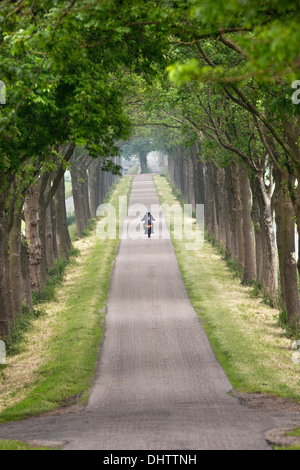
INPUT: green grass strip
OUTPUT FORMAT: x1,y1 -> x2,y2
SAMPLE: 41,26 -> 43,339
0,439 -> 60,450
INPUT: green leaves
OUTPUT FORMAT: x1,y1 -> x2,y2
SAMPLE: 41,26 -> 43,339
0,0 -> 152,182
167,59 -> 202,83
1,0 -> 299,191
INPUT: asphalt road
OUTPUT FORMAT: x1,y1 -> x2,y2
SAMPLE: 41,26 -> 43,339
0,163 -> 299,450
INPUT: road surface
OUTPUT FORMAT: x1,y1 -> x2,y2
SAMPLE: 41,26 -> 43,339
0,163 -> 299,450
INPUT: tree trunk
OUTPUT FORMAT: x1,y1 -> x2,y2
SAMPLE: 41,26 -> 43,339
21,234 -> 33,312
281,194 -> 300,327
98,166 -> 106,206
24,181 -> 44,293
250,177 -> 263,283
188,155 -> 195,210
53,176 -> 71,260
211,163 -> 220,243
239,165 -> 256,283
44,202 -> 55,270
256,172 -> 278,300
224,166 -> 233,257
139,151 -> 148,174
71,160 -> 85,238
191,148 -> 205,206
204,161 -> 214,238
89,159 -> 99,219
218,167 -> 227,248
0,194 -> 9,337
80,166 -> 91,223
273,168 -> 300,327
231,161 -> 244,268
50,198 -> 58,261
40,176 -> 56,271
168,154 -> 175,185
290,182 -> 300,282
9,203 -> 23,320
225,164 -> 238,261
4,227 -> 14,325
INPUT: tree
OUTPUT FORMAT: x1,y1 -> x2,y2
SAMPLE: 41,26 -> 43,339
121,138 -> 153,174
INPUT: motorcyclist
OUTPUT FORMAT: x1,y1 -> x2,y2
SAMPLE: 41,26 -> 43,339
141,210 -> 156,237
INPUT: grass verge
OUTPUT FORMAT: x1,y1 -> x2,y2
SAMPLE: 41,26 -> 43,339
153,174 -> 300,402
0,439 -> 61,450
3,249 -> 81,358
272,427 -> 300,450
0,176 -> 133,424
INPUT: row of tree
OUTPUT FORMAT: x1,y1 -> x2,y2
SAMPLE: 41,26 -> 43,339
123,1 -> 300,331
0,0 -> 167,338
1,0 -> 300,337
165,144 -> 278,302
152,93 -> 300,329
157,129 -> 299,330
151,83 -> 300,328
0,140 -> 120,337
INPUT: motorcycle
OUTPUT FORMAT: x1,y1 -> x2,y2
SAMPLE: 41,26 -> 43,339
142,212 -> 155,238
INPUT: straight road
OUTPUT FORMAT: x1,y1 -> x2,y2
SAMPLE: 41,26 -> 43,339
0,170 -> 298,450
